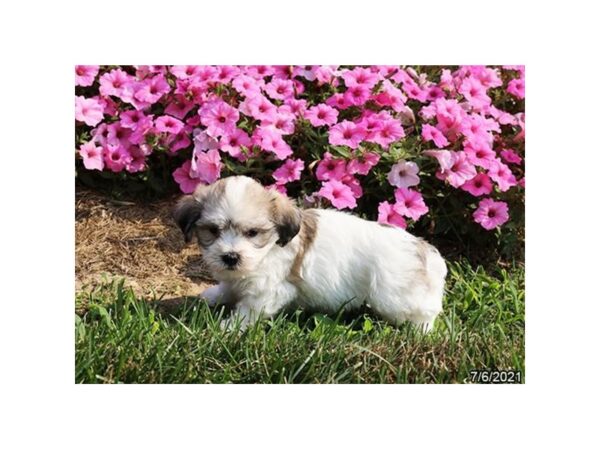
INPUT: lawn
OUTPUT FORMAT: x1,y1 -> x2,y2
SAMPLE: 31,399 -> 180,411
75,260 -> 524,384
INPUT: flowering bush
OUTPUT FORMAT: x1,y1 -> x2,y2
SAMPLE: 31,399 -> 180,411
75,65 -> 525,258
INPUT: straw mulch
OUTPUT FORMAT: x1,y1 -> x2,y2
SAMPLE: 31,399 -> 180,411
75,188 -> 214,298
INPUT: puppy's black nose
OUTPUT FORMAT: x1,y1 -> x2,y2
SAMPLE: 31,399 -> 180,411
221,252 -> 240,268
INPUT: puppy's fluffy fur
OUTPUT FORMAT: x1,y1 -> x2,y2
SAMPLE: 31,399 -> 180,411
174,176 -> 446,331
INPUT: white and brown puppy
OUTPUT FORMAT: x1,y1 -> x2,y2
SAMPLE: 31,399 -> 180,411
174,175 -> 447,331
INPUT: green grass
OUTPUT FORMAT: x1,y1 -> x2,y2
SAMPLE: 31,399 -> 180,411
75,261 -> 524,383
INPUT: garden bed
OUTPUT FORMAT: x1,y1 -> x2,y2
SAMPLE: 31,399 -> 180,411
75,188 -> 213,307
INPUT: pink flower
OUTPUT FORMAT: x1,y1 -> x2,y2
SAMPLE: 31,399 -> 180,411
357,111 -> 386,141
99,68 -> 131,98
488,160 -> 517,192
375,65 -> 399,78
507,77 -> 525,99
134,74 -> 170,104
343,84 -> 371,106
75,65 -> 99,87
305,104 -> 339,127
267,183 -> 288,195
75,96 -> 104,126
460,173 -> 493,196
264,78 -> 295,100
328,121 -> 366,149
388,160 -> 420,188
316,152 -> 346,181
425,150 -> 477,188
125,145 -> 147,173
215,65 -> 240,84
232,75 -> 264,97
423,149 -> 453,171
292,65 -> 317,81
325,93 -> 350,110
435,98 -> 467,140
253,127 -> 292,159
487,105 -> 516,126
371,119 -> 405,148
127,119 -> 153,145
500,149 -> 523,165
94,95 -> 118,116
120,110 -> 151,130
401,79 -> 428,102
91,123 -> 110,145
155,115 -> 184,134
193,128 -> 219,152
340,174 -> 363,198
347,152 -> 380,175
191,149 -> 221,184
173,160 -> 202,194
314,65 -> 339,85
459,77 -> 491,110
106,122 -> 132,148
444,152 -> 477,188
273,158 -> 305,185
439,69 -> 456,92
473,67 -> 503,89
170,65 -> 203,80
219,128 -> 251,159
421,124 -> 448,148
167,131 -> 192,153
164,95 -> 195,120
377,201 -> 406,229
425,86 -> 445,102
342,67 -> 379,89
245,65 -> 275,79
103,145 -> 132,173
318,180 -> 357,209
78,141 -> 104,171
473,198 -> 509,230
463,138 -> 496,169
460,114 -> 499,142
374,80 -> 407,112
394,188 -> 429,221
285,98 -> 308,117
199,100 -> 239,138
262,109 -> 296,135
239,95 -> 277,121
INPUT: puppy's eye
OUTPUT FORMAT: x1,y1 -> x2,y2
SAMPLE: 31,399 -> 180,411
208,225 -> 219,235
245,229 -> 259,238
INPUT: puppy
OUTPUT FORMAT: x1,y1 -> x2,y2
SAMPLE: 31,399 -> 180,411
174,176 -> 447,331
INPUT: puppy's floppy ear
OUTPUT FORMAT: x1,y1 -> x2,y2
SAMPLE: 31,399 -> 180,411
270,191 -> 302,247
173,195 -> 203,243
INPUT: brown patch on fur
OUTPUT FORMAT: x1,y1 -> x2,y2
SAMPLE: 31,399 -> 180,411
414,238 -> 433,289
268,190 -> 302,246
288,209 -> 319,283
173,180 -> 229,243
173,195 -> 203,243
414,238 -> 429,266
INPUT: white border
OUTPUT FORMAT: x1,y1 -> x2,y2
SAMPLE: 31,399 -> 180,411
2,0 -> 599,448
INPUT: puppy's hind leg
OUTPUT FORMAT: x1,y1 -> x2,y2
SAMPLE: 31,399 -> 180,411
368,281 -> 442,333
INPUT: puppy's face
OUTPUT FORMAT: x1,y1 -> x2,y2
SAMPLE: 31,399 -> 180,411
174,176 -> 301,281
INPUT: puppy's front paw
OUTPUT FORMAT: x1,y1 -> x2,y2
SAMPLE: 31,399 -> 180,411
199,285 -> 223,307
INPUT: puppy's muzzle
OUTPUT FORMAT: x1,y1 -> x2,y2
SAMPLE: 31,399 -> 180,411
221,252 -> 241,269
